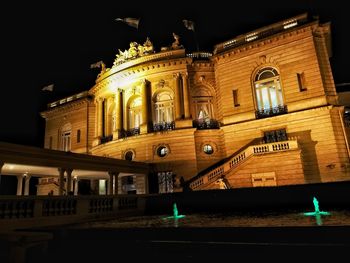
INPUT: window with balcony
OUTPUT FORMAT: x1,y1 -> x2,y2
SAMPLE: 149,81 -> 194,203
254,67 -> 287,118
128,96 -> 142,134
192,95 -> 218,129
154,92 -> 175,131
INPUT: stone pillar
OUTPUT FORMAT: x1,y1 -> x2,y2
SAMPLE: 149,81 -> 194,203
98,98 -> 104,137
108,172 -> 114,195
58,168 -> 65,196
16,175 -> 23,196
174,73 -> 182,120
123,91 -> 128,131
140,79 -> 149,134
94,99 -> 99,138
73,177 -> 79,196
181,73 -> 191,119
114,173 -> 119,195
23,175 -> 31,196
66,169 -> 73,194
0,162 -> 3,192
90,179 -> 98,195
113,89 -> 123,139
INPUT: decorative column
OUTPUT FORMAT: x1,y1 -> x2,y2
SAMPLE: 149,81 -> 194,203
123,90 -> 128,131
174,73 -> 182,120
181,73 -> 191,119
0,162 -> 3,191
66,169 -> 73,194
113,89 -> 123,139
97,98 -> 104,137
94,99 -> 99,138
23,175 -> 31,196
58,168 -> 65,196
90,179 -> 99,195
114,172 -> 119,195
140,79 -> 149,134
73,176 -> 79,195
16,175 -> 23,196
108,172 -> 114,195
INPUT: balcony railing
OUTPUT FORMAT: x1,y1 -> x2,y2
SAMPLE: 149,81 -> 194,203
153,121 -> 175,132
100,135 -> 113,144
193,119 -> 220,130
255,105 -> 288,119
117,128 -> 140,139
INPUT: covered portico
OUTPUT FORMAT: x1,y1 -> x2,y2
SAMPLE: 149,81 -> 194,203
0,142 -> 152,196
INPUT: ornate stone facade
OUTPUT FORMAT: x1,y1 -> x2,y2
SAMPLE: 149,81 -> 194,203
41,13 -> 350,192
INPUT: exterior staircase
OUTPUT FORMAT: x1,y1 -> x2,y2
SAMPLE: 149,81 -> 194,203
188,140 -> 299,190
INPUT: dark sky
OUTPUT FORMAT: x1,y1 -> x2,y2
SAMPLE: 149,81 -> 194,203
1,1 -> 349,147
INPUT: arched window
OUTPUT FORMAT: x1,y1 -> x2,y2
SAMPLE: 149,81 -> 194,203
193,88 -> 214,122
128,97 -> 142,129
154,92 -> 174,124
254,67 -> 286,118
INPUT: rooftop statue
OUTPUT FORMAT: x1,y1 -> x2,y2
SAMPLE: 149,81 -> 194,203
161,32 -> 184,51
113,37 -> 155,66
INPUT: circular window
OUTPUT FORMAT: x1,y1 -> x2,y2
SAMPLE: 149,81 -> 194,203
124,151 -> 134,161
157,146 -> 168,157
203,144 -> 214,155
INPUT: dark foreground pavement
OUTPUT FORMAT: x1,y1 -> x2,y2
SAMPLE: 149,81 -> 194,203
16,226 -> 350,263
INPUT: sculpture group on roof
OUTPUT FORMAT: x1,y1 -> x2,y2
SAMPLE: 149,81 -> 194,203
113,37 -> 155,66
161,32 -> 184,51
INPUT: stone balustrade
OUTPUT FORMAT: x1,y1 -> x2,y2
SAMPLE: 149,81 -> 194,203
190,140 -> 299,190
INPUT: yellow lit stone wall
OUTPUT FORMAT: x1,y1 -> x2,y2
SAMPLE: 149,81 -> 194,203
41,16 -> 350,191
42,98 -> 95,154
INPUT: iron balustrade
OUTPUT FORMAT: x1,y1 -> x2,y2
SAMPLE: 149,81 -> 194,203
153,121 -> 175,132
193,119 -> 220,130
255,105 -> 288,119
100,135 -> 113,144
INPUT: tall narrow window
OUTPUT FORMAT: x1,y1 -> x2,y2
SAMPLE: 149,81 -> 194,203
77,129 -> 81,143
254,67 -> 287,118
232,89 -> 240,107
128,97 -> 142,129
60,123 -> 71,152
158,171 -> 173,193
49,136 -> 53,149
297,72 -> 307,91
62,132 -> 71,152
154,92 -> 174,124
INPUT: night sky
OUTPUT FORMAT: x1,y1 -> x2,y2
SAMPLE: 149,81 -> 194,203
2,1 -> 349,147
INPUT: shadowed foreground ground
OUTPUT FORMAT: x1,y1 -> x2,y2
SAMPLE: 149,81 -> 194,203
20,225 -> 350,262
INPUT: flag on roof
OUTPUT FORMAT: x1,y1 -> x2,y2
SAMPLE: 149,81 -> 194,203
42,84 -> 54,92
115,17 -> 140,29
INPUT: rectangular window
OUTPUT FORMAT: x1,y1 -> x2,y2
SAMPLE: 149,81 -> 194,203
49,136 -> 53,149
297,73 -> 307,91
232,89 -> 240,107
264,129 -> 287,143
77,129 -> 81,143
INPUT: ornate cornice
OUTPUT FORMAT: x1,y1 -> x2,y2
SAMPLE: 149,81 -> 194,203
90,57 -> 192,96
40,98 -> 90,119
213,22 -> 317,63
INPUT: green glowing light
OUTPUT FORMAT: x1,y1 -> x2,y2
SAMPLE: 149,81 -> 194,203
162,203 -> 186,220
302,197 -> 331,226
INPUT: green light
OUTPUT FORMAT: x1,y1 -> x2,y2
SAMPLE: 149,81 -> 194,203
302,197 -> 331,225
163,203 -> 186,220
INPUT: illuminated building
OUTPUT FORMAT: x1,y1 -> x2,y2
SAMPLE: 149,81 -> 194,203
40,13 -> 350,193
